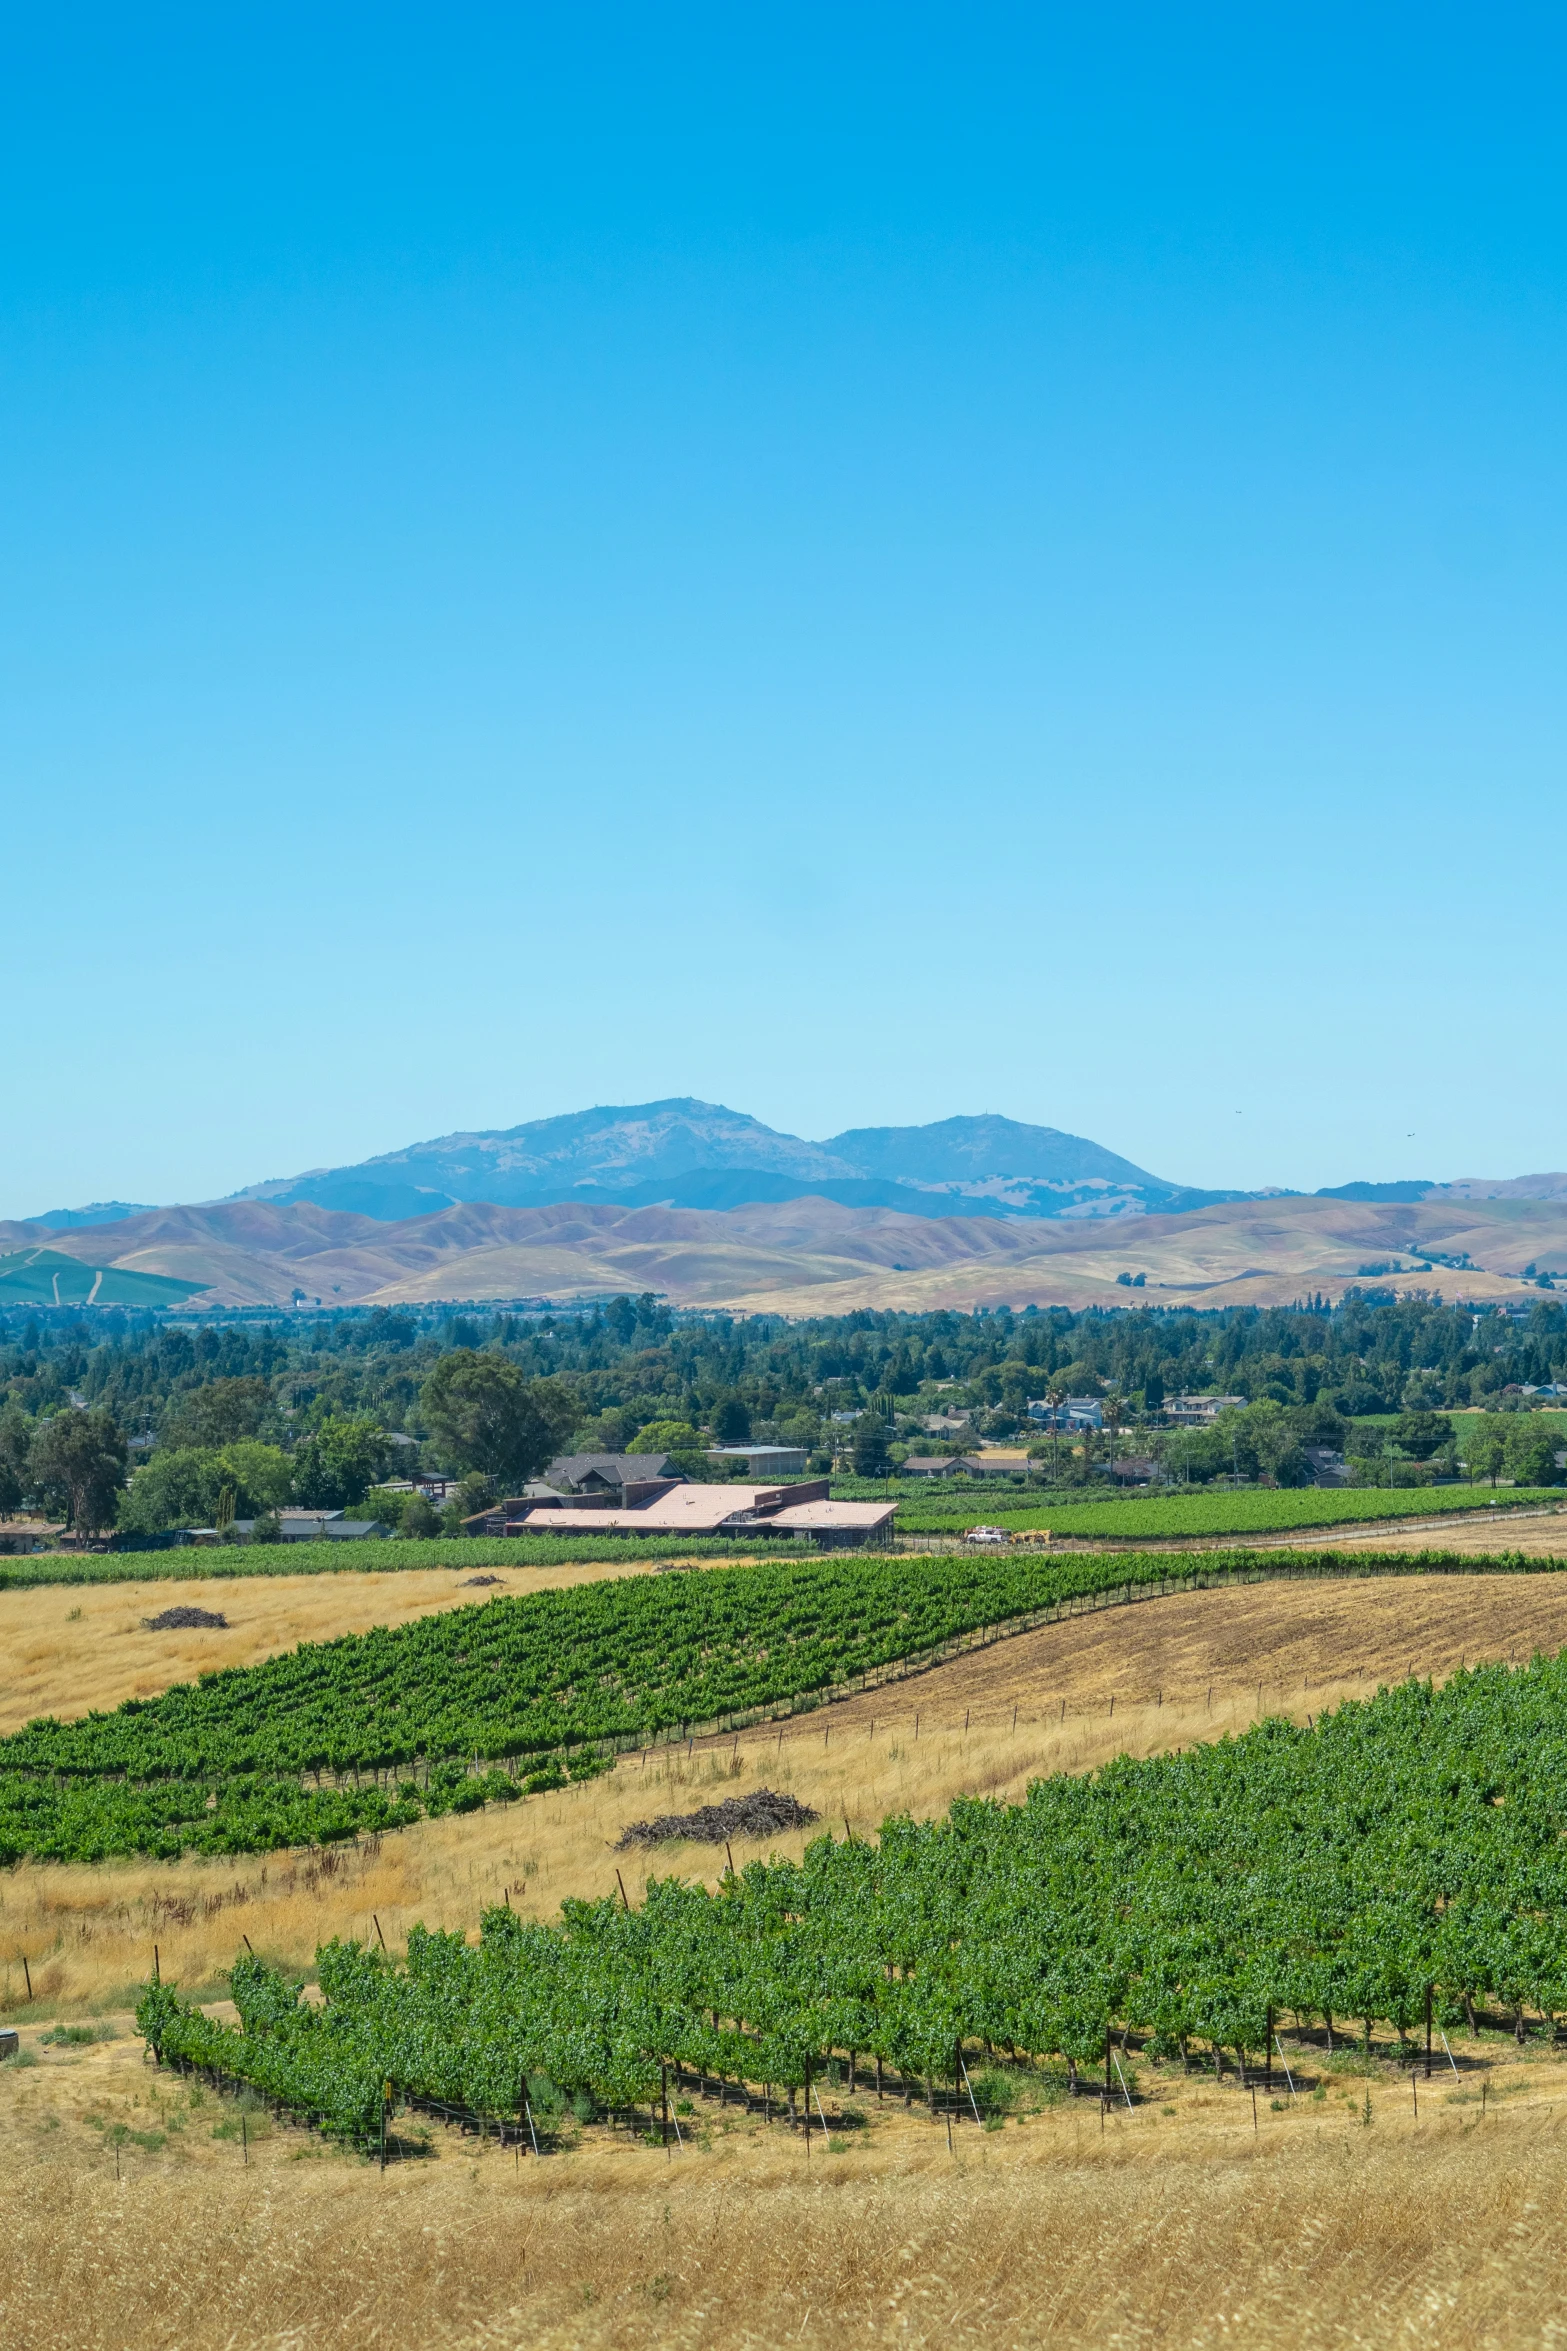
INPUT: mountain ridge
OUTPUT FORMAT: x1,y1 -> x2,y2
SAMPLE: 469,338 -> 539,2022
20,1099 -> 1567,1241
218,1098 -> 1235,1225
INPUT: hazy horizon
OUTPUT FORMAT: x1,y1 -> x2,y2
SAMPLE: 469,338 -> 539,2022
6,7 -> 1567,1210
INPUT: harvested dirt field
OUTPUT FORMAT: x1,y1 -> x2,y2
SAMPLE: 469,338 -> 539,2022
5,2004 -> 1567,2349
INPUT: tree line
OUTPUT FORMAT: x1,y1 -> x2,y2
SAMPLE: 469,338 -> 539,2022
2,1288 -> 1565,1533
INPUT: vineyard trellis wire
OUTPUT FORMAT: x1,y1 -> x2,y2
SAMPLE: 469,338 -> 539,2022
6,1541 -> 1566,1865
137,1645 -> 1567,2150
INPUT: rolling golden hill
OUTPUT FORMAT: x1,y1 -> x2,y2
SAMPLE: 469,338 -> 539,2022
3,1191 -> 1565,1313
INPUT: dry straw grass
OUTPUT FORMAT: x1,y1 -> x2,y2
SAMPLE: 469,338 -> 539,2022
6,2018 -> 1567,2349
10,1568 -> 1567,2344
9,1571 -> 1567,2015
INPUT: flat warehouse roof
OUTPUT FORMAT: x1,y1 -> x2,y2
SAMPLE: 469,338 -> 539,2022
765,1499 -> 896,1530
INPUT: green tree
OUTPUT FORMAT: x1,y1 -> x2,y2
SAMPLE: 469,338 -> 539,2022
0,1401 -> 30,1516
1253,1419 -> 1311,1488
1505,1419 -> 1563,1488
221,1440 -> 295,1512
439,1471 -> 497,1531
852,1416 -> 891,1478
1464,1415 -> 1510,1487
713,1394 -> 752,1444
119,1441 -> 293,1534
362,1486 -> 410,1532
160,1377 -> 274,1449
630,1420 -> 704,1454
290,1415 -> 389,1511
420,1352 -> 578,1486
28,1407 -> 128,1535
401,1491 -> 442,1538
1392,1410 -> 1453,1461
1290,1397 -> 1349,1450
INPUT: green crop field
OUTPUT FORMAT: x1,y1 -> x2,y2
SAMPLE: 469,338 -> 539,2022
0,1532 -> 771,1591
896,1485 -> 1565,1541
142,1646 -> 1567,2144
0,1247 -> 206,1308
7,1542 -> 1558,1867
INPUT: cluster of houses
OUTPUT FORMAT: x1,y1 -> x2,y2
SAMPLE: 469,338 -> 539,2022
1022,1393 -> 1244,1431
462,1451 -> 895,1547
108,1395 -> 1271,1552
898,1392 -> 1249,1486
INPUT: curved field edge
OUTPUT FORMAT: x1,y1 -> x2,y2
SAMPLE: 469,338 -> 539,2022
897,1484 -> 1566,1539
136,1641 -> 1567,2148
5,1543 -> 1567,1868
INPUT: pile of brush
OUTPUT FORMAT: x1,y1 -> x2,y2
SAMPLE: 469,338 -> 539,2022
616,1788 -> 820,1849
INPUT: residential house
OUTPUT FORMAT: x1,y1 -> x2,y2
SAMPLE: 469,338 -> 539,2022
1161,1395 -> 1246,1425
468,1477 -> 895,1549
707,1445 -> 810,1476
942,1455 -> 1038,1480
1027,1397 -> 1104,1431
251,1511 -> 390,1542
541,1452 -> 675,1498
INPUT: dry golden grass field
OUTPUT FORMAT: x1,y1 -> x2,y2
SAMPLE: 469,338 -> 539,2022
7,2009 -> 1567,2351
0,1554 -> 677,1737
9,1570 -> 1567,2018
10,1562 -> 1567,2347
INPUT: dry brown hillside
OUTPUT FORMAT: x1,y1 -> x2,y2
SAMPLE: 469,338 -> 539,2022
7,1188 -> 1567,1311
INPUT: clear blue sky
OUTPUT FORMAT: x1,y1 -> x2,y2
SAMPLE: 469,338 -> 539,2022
6,4 -> 1566,1215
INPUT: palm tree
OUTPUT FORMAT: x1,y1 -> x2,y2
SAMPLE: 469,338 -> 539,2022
1103,1389 -> 1126,1479
1045,1382 -> 1068,1485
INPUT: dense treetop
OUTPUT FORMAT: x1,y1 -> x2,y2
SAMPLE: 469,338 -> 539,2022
1,1288 -> 1563,1529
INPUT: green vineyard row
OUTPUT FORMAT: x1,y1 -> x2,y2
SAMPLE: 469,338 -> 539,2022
897,1484 -> 1565,1539
10,1543 -> 1562,1864
139,1647 -> 1567,2142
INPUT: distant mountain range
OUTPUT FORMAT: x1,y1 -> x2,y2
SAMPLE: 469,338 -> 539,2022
28,1200 -> 158,1229
18,1101 -> 1567,1273
220,1100 -> 1247,1224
